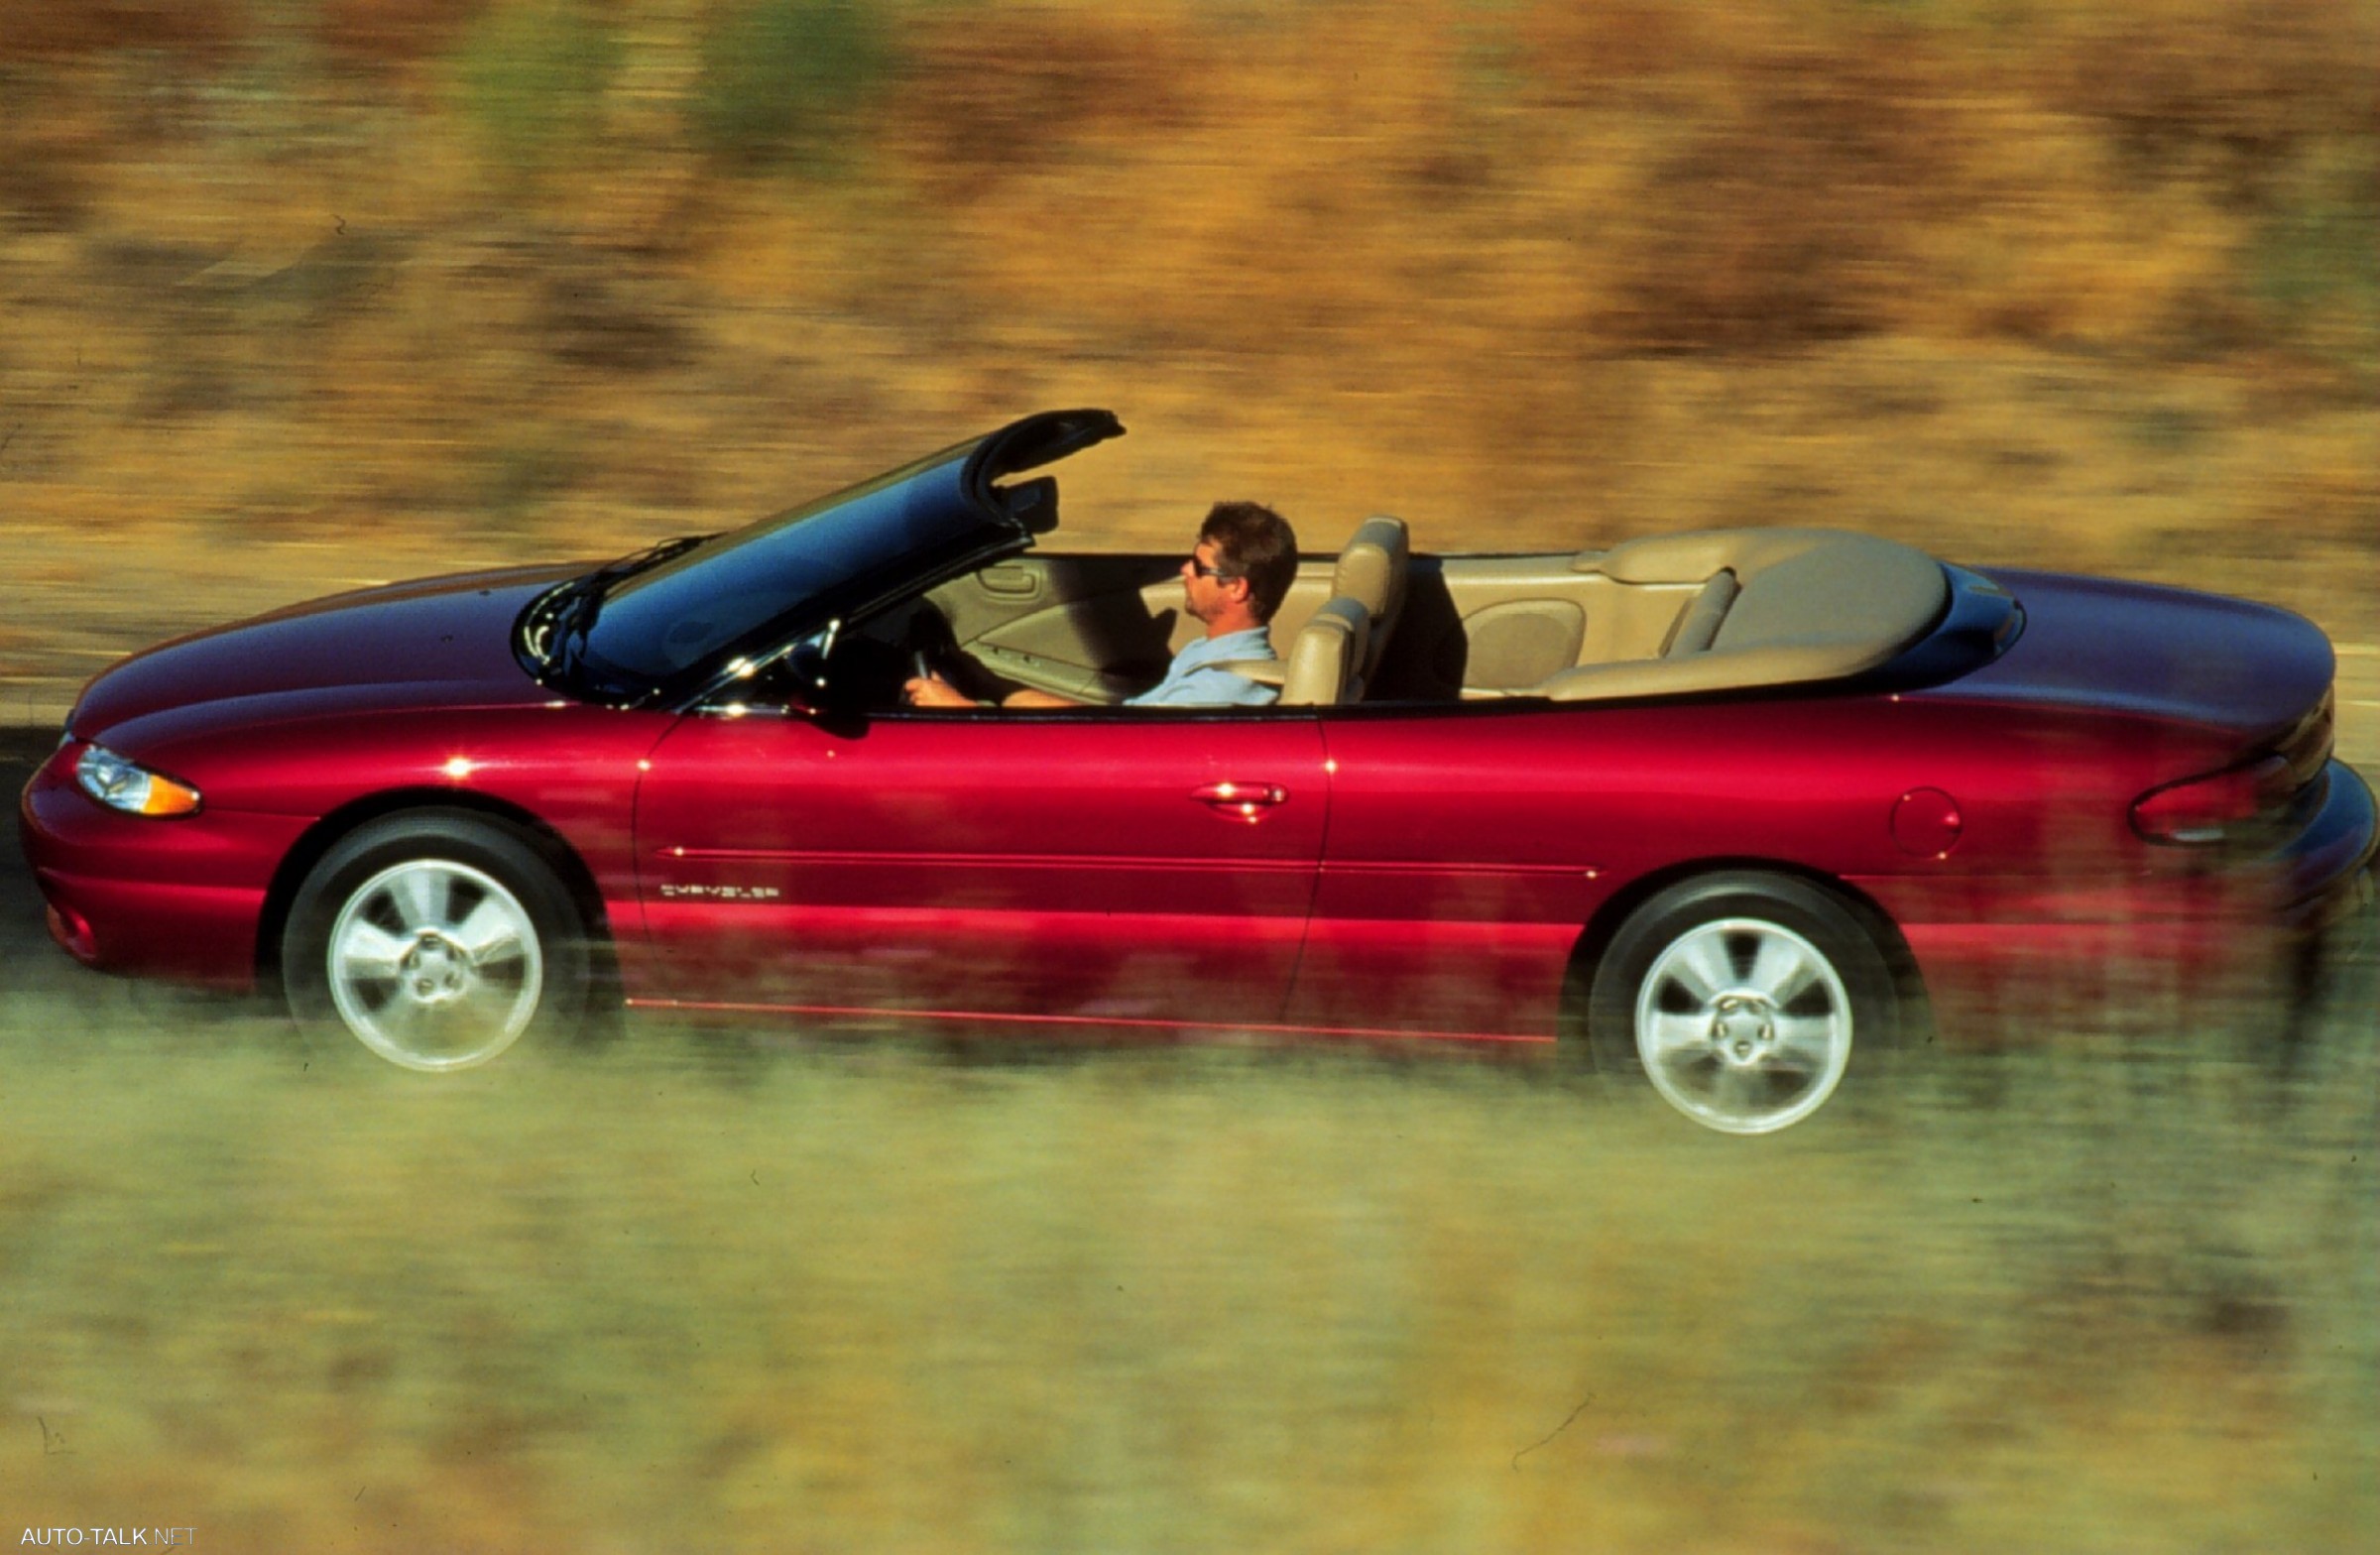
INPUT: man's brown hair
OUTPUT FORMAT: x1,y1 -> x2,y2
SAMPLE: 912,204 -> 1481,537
1201,502 -> 1298,622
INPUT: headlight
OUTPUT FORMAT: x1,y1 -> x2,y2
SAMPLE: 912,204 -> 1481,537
75,745 -> 203,817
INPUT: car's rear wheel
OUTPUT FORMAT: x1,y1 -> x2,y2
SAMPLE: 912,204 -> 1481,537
283,811 -> 589,1071
1588,873 -> 1899,1134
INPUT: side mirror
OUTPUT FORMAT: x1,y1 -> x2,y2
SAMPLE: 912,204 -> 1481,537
779,620 -> 872,737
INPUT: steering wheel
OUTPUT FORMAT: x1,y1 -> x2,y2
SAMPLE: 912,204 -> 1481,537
902,604 -> 963,690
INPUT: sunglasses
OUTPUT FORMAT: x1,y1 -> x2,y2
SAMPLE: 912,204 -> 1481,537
1188,554 -> 1242,582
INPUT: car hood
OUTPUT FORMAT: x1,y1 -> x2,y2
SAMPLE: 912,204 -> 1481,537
1930,568 -> 2334,740
70,563 -> 578,743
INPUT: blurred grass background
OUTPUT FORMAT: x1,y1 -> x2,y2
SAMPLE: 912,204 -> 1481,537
0,980 -> 2373,1553
0,0 -> 2374,722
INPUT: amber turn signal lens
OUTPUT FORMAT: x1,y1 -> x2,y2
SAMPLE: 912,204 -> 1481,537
74,745 -> 204,818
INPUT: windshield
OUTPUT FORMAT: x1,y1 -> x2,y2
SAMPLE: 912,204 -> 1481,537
560,439 -> 1002,698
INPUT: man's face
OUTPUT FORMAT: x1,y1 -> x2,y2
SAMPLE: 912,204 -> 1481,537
1180,538 -> 1240,624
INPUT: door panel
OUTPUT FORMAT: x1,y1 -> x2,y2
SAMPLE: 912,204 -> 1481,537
929,554 -> 1186,689
634,708 -> 1330,1031
1287,712 -> 1616,1042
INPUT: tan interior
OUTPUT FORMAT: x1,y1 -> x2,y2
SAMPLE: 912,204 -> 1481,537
1539,527 -> 1950,700
1275,597 -> 1370,706
924,524 -> 1947,706
1364,528 -> 1946,701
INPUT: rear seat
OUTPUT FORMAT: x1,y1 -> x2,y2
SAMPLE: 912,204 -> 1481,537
1540,528 -> 1949,701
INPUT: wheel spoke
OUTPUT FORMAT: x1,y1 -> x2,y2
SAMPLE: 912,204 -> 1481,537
1771,1014 -> 1845,1074
453,896 -> 527,967
1712,1064 -> 1775,1118
1664,930 -> 1737,1005
1642,1011 -> 1713,1063
1650,1049 -> 1718,1098
1747,933 -> 1819,1006
370,992 -> 428,1051
449,976 -> 528,1036
387,867 -> 451,932
333,919 -> 411,984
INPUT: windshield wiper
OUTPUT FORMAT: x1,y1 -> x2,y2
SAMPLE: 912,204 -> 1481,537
531,533 -> 717,682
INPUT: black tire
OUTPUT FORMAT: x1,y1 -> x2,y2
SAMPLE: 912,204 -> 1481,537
282,810 -> 591,1071
1585,872 -> 1899,1134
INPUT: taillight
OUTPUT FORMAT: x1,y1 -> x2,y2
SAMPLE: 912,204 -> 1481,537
2130,755 -> 2295,845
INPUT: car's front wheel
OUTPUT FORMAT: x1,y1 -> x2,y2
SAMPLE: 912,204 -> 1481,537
1588,873 -> 1899,1134
283,811 -> 590,1071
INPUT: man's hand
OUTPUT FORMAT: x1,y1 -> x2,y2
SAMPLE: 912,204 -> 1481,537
903,673 -> 978,709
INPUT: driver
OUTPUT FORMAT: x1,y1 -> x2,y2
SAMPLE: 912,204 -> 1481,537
905,502 -> 1298,710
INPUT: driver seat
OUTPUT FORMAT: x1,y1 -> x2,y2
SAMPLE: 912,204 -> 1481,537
1331,516 -> 1408,688
1225,595 -> 1370,706
1278,597 -> 1369,706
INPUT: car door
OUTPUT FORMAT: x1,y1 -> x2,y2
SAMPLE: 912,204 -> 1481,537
632,704 -> 1331,1033
1282,707 -> 1619,1044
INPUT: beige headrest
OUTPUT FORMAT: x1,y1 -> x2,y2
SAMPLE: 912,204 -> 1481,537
1333,516 -> 1409,616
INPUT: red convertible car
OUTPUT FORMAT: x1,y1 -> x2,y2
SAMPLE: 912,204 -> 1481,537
19,411 -> 2376,1132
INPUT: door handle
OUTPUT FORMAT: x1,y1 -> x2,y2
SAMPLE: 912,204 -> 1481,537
976,563 -> 1041,599
1190,781 -> 1289,820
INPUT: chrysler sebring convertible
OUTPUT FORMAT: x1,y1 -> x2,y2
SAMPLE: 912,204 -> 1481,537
20,410 -> 2376,1132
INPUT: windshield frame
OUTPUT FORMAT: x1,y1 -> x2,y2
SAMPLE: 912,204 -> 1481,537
520,410 -> 1123,709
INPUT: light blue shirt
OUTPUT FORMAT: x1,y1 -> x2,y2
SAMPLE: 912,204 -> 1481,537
1127,627 -> 1278,708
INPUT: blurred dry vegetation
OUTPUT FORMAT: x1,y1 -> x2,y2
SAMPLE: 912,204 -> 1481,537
2,1008 -> 2374,1553
0,0 -> 2375,714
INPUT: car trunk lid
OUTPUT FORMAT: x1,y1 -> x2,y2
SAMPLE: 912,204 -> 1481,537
1929,568 -> 2335,747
